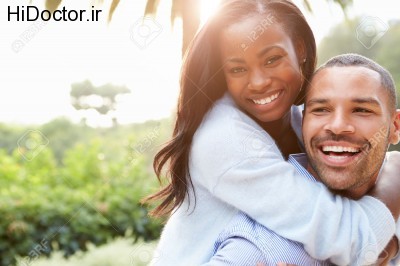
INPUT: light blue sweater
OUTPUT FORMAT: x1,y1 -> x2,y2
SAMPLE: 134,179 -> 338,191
206,154 -> 400,265
151,93 -> 396,266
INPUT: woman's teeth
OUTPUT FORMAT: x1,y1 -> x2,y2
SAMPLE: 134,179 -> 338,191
252,92 -> 280,105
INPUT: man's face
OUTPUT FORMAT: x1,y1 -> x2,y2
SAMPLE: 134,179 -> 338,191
302,66 -> 400,195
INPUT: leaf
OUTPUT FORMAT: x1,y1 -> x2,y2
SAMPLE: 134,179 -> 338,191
45,0 -> 63,13
171,0 -> 182,26
144,0 -> 160,16
329,0 -> 353,18
302,0 -> 313,13
108,0 -> 120,22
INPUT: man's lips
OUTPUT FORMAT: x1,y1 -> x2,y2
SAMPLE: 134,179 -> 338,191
315,141 -> 367,167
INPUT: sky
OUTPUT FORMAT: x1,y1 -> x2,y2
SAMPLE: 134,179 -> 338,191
0,0 -> 399,127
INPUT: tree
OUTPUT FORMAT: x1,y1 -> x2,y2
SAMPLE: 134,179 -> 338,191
375,20 -> 400,91
70,80 -> 131,126
317,17 -> 378,64
144,0 -> 353,56
42,0 -> 353,57
317,17 -> 400,94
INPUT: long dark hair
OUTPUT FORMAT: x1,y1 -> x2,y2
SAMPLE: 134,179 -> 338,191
143,0 -> 317,217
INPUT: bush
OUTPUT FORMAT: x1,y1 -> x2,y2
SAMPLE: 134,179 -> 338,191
0,140 -> 162,266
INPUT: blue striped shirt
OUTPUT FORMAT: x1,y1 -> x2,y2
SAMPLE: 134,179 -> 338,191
205,154 -> 333,266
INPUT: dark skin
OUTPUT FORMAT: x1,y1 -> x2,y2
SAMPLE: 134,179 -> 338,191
259,112 -> 302,158
378,237 -> 399,265
368,151 -> 400,265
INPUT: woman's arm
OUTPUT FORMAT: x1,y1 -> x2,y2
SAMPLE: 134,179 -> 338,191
368,151 -> 400,220
192,103 -> 398,265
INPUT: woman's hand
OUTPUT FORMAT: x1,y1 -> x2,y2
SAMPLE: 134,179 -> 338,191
378,236 -> 399,265
368,151 -> 400,220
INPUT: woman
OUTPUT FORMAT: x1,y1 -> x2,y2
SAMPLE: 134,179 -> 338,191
144,0 -> 400,265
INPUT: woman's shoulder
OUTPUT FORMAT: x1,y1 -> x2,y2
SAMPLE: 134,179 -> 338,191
196,93 -> 267,141
190,93 -> 279,169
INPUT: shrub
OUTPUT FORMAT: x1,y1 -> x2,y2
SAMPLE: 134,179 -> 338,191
0,140 -> 162,266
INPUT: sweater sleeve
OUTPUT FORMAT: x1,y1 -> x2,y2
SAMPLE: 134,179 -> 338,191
190,100 -> 396,266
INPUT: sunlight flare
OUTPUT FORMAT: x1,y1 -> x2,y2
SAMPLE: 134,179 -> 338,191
200,0 -> 221,26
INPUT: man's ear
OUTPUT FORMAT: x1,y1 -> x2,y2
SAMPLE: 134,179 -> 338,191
389,109 -> 400,144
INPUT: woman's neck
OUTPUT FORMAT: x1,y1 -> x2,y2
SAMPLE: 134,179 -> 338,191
259,112 -> 292,141
258,112 -> 301,158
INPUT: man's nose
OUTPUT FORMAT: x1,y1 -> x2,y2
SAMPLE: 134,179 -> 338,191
323,111 -> 355,134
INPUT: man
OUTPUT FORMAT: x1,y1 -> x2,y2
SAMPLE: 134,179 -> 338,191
206,54 -> 400,265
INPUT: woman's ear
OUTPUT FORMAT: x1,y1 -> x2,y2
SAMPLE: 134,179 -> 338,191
389,110 -> 400,144
295,39 -> 306,64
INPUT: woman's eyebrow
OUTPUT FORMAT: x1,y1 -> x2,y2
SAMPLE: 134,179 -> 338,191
257,45 -> 280,58
224,57 -> 245,63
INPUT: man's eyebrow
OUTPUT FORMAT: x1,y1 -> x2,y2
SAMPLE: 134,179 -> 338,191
351,97 -> 380,106
306,98 -> 328,106
306,97 -> 381,107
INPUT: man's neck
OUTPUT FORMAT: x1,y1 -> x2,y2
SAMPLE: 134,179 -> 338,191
306,164 -> 379,200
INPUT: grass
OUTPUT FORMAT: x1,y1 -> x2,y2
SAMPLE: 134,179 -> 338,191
19,238 -> 157,266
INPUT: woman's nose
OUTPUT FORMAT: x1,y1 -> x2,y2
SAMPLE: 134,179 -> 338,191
248,69 -> 272,92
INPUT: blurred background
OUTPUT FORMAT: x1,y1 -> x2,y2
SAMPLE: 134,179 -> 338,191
1,0 -> 399,265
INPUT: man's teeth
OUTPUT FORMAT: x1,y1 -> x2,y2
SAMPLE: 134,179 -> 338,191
322,146 -> 360,153
253,92 -> 280,105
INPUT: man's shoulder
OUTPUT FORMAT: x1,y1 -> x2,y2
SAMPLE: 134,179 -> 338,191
215,212 -> 292,250
217,212 -> 260,238
288,153 -> 318,182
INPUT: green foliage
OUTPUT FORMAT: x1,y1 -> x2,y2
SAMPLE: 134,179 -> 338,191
318,18 -> 379,64
0,118 -> 171,266
317,18 -> 400,105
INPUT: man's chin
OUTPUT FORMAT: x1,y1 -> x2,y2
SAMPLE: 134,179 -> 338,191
317,170 -> 356,191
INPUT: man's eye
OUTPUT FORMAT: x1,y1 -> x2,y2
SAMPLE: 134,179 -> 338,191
265,55 -> 283,65
354,108 -> 372,113
311,108 -> 329,113
229,67 -> 246,74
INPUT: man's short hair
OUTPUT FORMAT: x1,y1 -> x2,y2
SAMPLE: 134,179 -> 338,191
309,53 -> 397,113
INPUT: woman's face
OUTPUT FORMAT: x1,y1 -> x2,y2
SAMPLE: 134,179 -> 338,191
220,15 -> 304,123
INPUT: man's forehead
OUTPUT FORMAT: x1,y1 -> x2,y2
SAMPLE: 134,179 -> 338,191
306,66 -> 382,99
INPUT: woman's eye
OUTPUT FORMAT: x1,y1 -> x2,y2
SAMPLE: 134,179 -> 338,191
229,67 -> 246,74
265,55 -> 282,65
